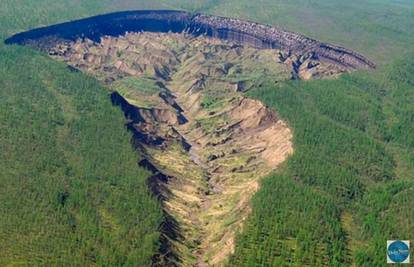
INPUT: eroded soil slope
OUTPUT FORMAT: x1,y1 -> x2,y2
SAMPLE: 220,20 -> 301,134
48,32 -> 294,266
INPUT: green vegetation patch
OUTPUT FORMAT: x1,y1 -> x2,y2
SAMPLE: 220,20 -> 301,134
112,76 -> 163,108
114,76 -> 161,95
229,58 -> 414,266
197,114 -> 230,133
200,94 -> 227,111
0,46 -> 163,266
1,0 -> 414,266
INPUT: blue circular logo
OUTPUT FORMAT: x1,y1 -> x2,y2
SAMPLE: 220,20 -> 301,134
388,240 -> 410,263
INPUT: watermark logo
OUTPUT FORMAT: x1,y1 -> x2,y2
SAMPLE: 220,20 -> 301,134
387,240 -> 410,264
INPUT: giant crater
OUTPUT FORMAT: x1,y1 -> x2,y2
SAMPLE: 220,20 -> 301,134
6,10 -> 374,267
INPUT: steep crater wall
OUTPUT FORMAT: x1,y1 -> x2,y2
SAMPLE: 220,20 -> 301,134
16,30 -> 295,266
5,10 -> 375,70
4,11 -> 374,266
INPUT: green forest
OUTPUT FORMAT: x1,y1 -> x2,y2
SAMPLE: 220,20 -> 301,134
1,0 -> 413,266
229,58 -> 414,266
0,46 -> 163,266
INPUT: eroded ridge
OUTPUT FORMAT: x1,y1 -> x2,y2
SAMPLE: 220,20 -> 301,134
45,32 -> 293,266
6,10 -> 375,74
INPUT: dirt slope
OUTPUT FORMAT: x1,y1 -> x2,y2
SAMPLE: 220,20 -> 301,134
47,32 -> 294,266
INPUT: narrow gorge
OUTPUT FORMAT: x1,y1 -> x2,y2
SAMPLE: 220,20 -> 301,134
6,10 -> 375,266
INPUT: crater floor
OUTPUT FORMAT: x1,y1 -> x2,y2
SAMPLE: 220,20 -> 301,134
46,32 -> 296,266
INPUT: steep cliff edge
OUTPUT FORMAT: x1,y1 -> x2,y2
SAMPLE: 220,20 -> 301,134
30,31 -> 294,266
5,10 -> 374,71
4,11 -> 374,265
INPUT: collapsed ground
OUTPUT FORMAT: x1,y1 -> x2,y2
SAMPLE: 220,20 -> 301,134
2,4 -> 414,267
45,32 -> 362,266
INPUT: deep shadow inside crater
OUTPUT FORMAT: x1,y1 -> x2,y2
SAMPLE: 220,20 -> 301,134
4,10 -> 376,266
5,10 -> 375,69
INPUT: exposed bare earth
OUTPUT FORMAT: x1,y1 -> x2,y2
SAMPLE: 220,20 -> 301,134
4,8 -> 378,266
48,32 -> 297,266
